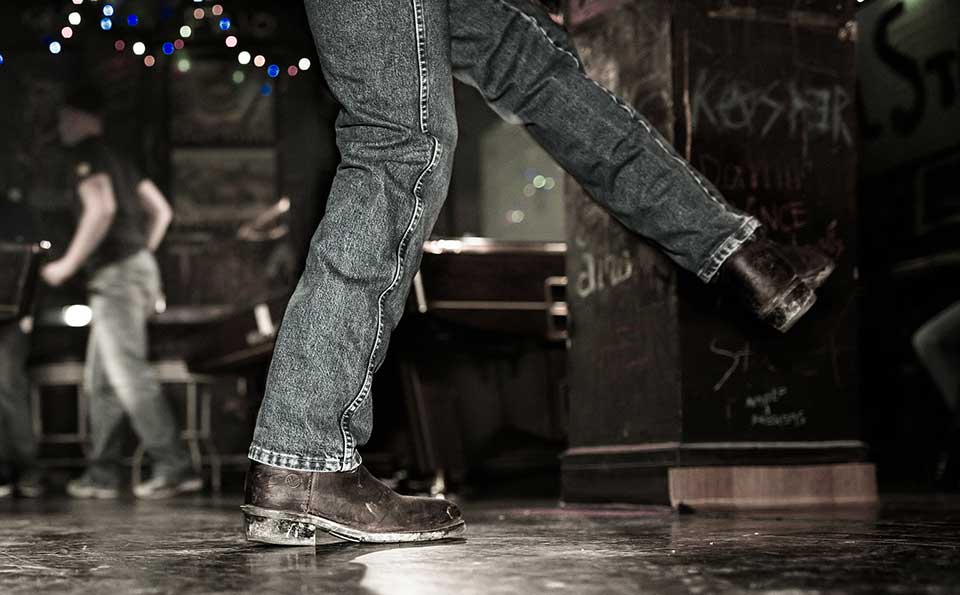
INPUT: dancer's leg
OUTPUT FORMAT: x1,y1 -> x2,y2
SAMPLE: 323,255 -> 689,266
249,0 -> 458,473
450,0 -> 758,281
243,0 -> 464,546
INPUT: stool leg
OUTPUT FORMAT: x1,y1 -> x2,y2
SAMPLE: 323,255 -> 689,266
31,386 -> 43,441
78,385 -> 89,443
208,446 -> 222,495
186,383 -> 202,474
198,385 -> 221,494
132,443 -> 145,487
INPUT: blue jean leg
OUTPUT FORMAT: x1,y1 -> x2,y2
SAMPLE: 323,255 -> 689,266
450,0 -> 759,280
0,321 -> 36,468
249,0 -> 457,472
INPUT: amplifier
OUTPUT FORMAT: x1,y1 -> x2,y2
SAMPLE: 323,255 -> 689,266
0,242 -> 49,323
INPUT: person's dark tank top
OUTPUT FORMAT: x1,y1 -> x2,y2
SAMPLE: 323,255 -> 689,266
70,137 -> 147,271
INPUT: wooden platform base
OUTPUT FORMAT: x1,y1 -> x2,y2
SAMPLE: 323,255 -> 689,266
668,463 -> 878,508
561,442 -> 876,507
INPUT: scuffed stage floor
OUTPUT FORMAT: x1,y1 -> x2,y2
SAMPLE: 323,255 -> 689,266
1,496 -> 959,594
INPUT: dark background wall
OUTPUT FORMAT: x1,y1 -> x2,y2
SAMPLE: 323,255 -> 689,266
857,0 -> 960,487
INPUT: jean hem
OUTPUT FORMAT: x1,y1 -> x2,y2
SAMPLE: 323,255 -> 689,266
248,445 -> 362,473
697,217 -> 761,283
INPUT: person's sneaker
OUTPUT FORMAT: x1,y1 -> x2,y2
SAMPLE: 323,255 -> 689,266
15,469 -> 46,499
242,461 -> 465,546
716,234 -> 834,333
133,473 -> 203,500
67,475 -> 121,499
0,483 -> 12,499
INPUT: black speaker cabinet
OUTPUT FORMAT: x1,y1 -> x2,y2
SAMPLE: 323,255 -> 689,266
561,0 -> 874,507
0,242 -> 48,323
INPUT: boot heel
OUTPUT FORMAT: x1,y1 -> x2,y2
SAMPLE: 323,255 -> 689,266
244,512 -> 317,546
763,281 -> 816,333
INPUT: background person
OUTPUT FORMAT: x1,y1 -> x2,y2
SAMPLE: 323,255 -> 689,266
0,190 -> 43,498
43,83 -> 200,499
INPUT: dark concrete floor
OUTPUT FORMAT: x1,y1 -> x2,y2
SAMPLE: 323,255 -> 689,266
1,496 -> 959,594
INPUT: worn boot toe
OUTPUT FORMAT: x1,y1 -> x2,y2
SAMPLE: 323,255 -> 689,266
717,234 -> 832,333
242,462 -> 466,546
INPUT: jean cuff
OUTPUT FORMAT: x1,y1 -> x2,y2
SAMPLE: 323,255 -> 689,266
248,444 -> 362,473
697,216 -> 761,283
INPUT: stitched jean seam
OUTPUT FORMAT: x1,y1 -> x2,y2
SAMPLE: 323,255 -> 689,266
336,0 -> 440,471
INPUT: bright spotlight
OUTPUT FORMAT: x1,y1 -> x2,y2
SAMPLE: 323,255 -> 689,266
62,305 -> 93,328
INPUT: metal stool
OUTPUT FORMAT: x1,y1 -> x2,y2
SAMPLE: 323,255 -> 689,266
130,360 -> 223,494
29,362 -> 88,457
29,359 -> 224,492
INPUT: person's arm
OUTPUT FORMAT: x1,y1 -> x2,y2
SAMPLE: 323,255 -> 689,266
137,179 -> 173,252
41,173 -> 116,287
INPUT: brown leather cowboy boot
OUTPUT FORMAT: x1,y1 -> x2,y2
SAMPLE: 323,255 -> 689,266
242,462 -> 465,545
716,234 -> 835,333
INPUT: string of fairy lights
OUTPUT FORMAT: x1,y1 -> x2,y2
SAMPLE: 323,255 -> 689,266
0,0 -> 313,96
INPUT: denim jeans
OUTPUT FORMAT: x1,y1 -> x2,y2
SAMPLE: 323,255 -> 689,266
85,250 -> 189,484
249,0 -> 759,472
0,320 -> 37,470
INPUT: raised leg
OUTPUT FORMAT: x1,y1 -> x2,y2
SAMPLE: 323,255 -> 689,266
449,0 -> 758,281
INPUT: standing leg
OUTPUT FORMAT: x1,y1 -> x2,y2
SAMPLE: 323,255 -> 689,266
450,0 -> 829,331
82,328 -> 127,489
242,0 -> 464,545
0,321 -> 36,495
249,0 -> 458,473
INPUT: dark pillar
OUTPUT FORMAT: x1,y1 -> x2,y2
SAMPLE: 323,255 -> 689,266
561,0 -> 874,507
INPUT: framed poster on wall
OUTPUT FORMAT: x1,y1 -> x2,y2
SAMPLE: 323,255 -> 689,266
171,147 -> 276,228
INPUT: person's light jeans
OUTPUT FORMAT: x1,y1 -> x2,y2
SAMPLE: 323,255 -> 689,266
249,0 -> 759,472
85,250 -> 190,484
0,320 -> 37,473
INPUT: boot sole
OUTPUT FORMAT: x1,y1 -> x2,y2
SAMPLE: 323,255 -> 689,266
761,278 -> 817,333
241,504 -> 466,546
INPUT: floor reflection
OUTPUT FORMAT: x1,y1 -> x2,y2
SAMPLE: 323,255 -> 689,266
1,497 -> 958,594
